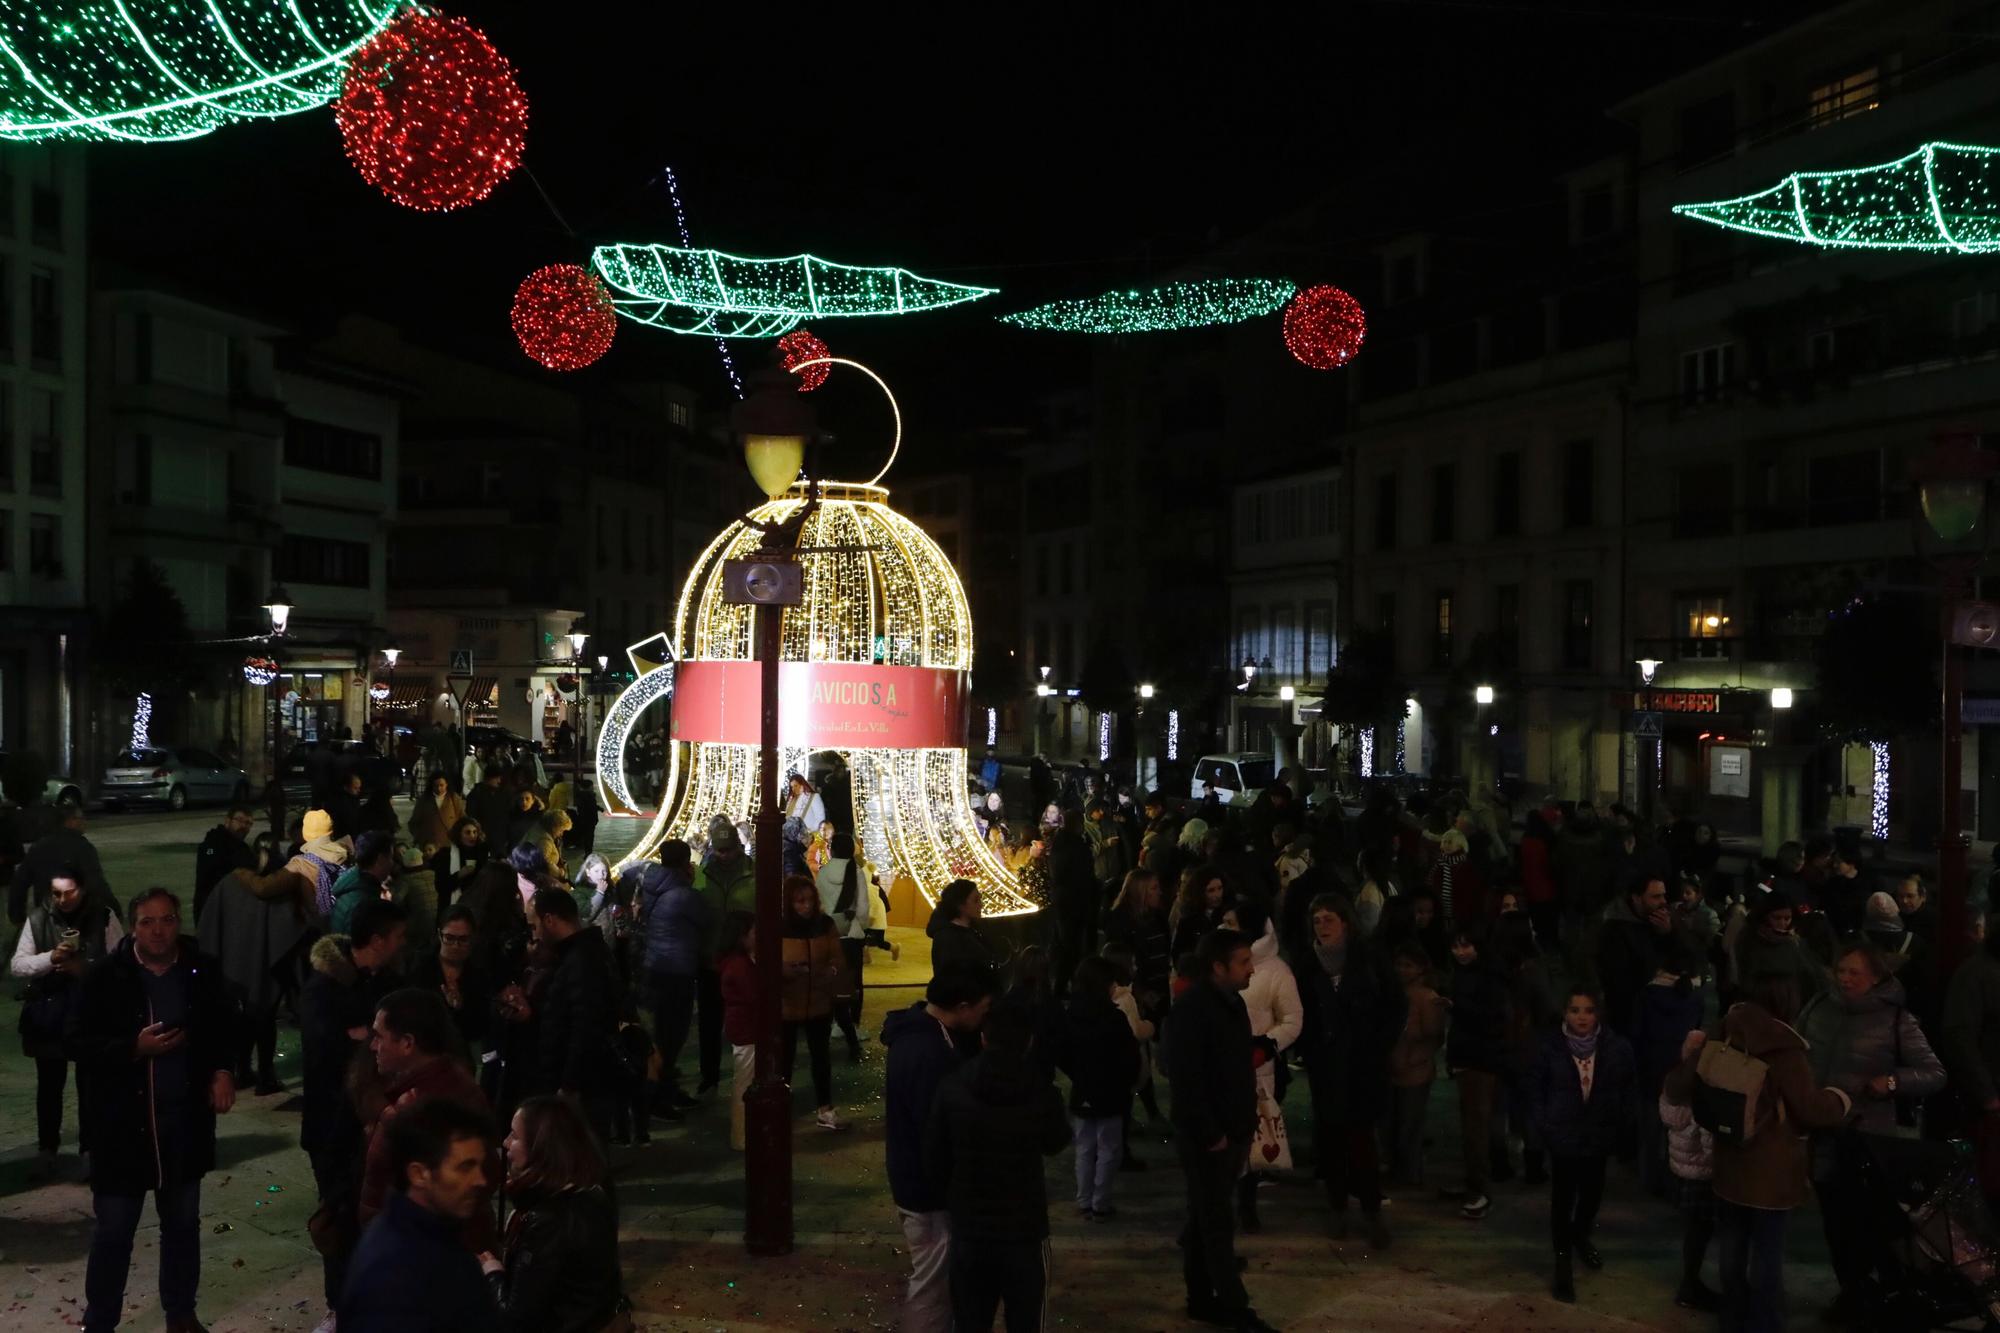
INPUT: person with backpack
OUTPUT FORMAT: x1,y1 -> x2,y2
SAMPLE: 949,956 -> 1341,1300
1526,985 -> 1637,1304
1664,971 -> 1853,1333
1796,938 -> 1947,1324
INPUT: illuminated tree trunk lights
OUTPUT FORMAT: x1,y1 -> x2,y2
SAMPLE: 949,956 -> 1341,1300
1871,740 -> 1891,842
131,692 -> 152,751
1359,727 -> 1375,779
602,482 -> 1040,917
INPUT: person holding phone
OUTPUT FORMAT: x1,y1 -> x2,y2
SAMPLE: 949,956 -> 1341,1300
11,865 -> 124,1176
72,887 -> 238,1333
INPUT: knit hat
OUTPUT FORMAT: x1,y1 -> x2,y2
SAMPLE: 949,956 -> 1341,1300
1865,890 -> 1904,932
302,808 -> 334,842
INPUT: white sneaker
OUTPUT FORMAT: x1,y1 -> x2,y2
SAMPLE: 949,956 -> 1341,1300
815,1108 -> 847,1131
310,1313 -> 337,1333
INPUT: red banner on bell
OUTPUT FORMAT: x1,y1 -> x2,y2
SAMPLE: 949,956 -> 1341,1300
670,660 -> 969,749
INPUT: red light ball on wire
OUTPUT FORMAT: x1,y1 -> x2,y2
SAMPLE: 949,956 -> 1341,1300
337,10 -> 527,212
777,328 -> 831,392
1282,284 -> 1367,370
511,264 -> 616,371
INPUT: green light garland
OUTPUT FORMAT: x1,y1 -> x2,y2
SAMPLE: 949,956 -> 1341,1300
1673,141 -> 2000,253
998,277 -> 1296,333
0,0 -> 405,143
588,244 -> 997,339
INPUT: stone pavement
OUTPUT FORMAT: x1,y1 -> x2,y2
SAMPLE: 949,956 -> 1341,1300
0,806 -> 1833,1330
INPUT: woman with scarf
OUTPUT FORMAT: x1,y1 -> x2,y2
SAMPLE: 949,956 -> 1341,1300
1526,985 -> 1637,1303
1292,891 -> 1401,1246
480,1094 -> 626,1333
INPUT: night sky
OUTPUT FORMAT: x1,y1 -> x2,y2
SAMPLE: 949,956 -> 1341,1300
90,0 -> 1825,450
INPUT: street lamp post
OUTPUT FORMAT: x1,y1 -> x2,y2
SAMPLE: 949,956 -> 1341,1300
1137,683 -> 1154,791
261,586 -> 294,836
1636,658 -> 1661,821
730,360 -> 816,1257
1914,427 -> 1996,973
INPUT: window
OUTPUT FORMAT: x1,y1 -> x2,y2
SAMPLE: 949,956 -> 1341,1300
621,509 -> 634,572
1561,439 -> 1594,529
1376,592 -> 1396,641
478,462 -> 501,502
1561,579 -> 1594,670
29,266 -> 57,363
1673,225 -> 1735,297
1808,65 -> 1880,128
0,381 -> 12,491
28,387 -> 57,495
594,505 -> 607,570
1433,591 -> 1454,668
1680,343 -> 1737,407
1493,583 -> 1520,668
29,184 -> 58,246
1271,605 -> 1299,679
1491,451 -> 1521,537
1374,474 -> 1398,550
1674,462 -> 1733,538
1032,620 -> 1049,672
1059,542 -> 1073,596
0,509 -> 10,570
1576,182 -> 1615,239
1954,293 -> 1999,340
1236,608 -> 1261,669
27,512 -> 58,576
284,420 -> 381,479
1431,463 -> 1456,543
123,433 -> 152,505
1676,93 -> 1734,170
645,515 -> 657,573
1059,623 -> 1074,681
1674,592 -> 1733,659
1807,449 -> 1882,525
0,257 -> 13,356
278,533 -> 371,588
1306,601 -> 1333,679
1034,546 -> 1049,596
667,400 -> 692,429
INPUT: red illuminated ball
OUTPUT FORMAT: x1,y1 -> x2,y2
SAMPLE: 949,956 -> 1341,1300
337,10 -> 528,212
511,264 -> 616,372
1282,284 -> 1367,370
778,328 -> 831,392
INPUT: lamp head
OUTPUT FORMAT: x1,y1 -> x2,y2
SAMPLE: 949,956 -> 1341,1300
1138,683 -> 1155,700
382,645 -> 401,669
1474,684 -> 1495,705
1636,657 -> 1661,685
732,358 -> 816,499
263,585 -> 294,636
1771,687 -> 1795,710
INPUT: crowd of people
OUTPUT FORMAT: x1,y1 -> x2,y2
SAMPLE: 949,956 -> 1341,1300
13,757 -> 2000,1333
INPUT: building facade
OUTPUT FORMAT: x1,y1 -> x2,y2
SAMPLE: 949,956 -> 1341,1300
1227,461 -> 1341,773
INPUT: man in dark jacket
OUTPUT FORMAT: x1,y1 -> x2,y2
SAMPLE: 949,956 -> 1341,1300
464,765 -> 512,847
883,965 -> 995,1333
1594,875 -> 1691,1037
924,1003 -> 1068,1333
193,805 -> 258,922
340,1096 -> 501,1332
71,887 -> 238,1333
1166,927 -> 1276,1333
358,989 -> 495,1230
1048,808 -> 1097,995
10,801 -> 111,924
300,899 -> 407,1323
530,888 -> 621,1137
638,840 -> 707,1116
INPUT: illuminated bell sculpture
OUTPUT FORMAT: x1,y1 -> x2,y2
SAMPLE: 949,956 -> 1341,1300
601,361 -> 1040,917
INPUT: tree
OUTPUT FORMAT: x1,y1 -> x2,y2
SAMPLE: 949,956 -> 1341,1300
1814,595 -> 1935,741
1319,631 -> 1407,729
97,560 -> 201,713
1079,635 -> 1135,714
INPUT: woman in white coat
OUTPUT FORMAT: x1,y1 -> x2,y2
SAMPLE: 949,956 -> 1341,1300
1231,898 -> 1302,1232
813,831 -> 869,1061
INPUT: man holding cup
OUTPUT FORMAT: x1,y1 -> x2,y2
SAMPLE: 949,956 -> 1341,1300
8,865 -> 123,1176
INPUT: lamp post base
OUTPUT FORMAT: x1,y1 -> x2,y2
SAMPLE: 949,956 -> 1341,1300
742,1075 -> 793,1255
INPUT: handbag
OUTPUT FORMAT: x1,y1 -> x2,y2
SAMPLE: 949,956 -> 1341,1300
1250,1080 -> 1293,1170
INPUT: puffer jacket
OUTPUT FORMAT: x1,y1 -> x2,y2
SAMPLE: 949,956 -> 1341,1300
1796,975 -> 1946,1137
781,917 -> 846,1021
1526,1024 -> 1637,1159
923,1046 -> 1070,1243
1662,1002 -> 1851,1211
1243,922 -> 1302,1053
1660,1091 -> 1714,1182
638,863 -> 708,977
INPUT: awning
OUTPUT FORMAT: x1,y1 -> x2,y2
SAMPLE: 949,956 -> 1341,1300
385,680 -> 432,707
456,676 -> 497,706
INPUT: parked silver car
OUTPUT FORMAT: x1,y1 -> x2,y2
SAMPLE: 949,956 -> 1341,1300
99,746 -> 250,811
0,751 -> 85,807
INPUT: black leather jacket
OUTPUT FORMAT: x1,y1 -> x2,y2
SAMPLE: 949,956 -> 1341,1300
491,1185 -> 623,1333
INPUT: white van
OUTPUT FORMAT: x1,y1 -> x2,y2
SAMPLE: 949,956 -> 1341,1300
1190,753 -> 1276,807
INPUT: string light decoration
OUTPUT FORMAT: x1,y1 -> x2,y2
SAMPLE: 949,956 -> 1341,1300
242,656 -> 280,686
658,166 -> 742,398
1394,717 -> 1407,774
777,328 -> 831,392
368,680 -> 391,702
1283,284 -> 1367,368
1097,711 -> 1113,762
985,707 -> 997,747
1673,141 -> 2000,252
595,659 -> 677,814
590,244 -> 997,338
605,478 -> 1038,916
131,692 -> 152,751
510,263 -> 616,371
1359,726 -> 1375,779
0,0 -> 406,142
998,277 -> 1294,334
1871,740 -> 1891,841
335,8 -> 526,212
1166,709 -> 1180,761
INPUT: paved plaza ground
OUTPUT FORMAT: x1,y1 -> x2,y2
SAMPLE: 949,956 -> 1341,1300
0,804 -> 1830,1330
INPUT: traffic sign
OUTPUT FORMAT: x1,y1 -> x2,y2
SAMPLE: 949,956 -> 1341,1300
448,648 -> 474,676
1628,711 -> 1663,739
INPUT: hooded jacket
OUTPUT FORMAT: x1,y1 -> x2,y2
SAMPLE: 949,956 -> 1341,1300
1663,1002 -> 1852,1211
693,851 -> 756,959
882,1002 -> 967,1212
637,863 -> 708,977
923,1046 -> 1069,1242
1796,974 -> 1946,1138
1243,922 -> 1303,1053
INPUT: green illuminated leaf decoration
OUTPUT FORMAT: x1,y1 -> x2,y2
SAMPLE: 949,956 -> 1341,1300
998,277 -> 1296,333
1673,141 -> 2000,253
